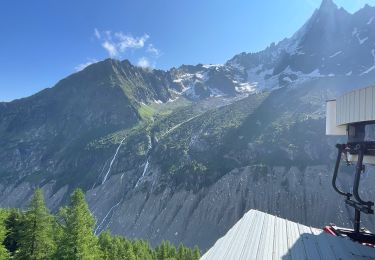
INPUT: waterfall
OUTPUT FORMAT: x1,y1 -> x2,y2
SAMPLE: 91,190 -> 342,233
102,137 -> 126,184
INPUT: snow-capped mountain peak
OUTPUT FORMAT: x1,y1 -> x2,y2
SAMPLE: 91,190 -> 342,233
224,1 -> 375,92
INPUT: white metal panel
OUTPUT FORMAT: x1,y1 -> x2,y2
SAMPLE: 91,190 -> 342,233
366,87 -> 373,121
347,92 -> 350,123
350,91 -> 355,123
223,210 -> 257,259
360,88 -> 366,122
240,210 -> 265,259
256,213 -> 275,260
273,217 -> 291,260
201,211 -> 244,260
201,210 -> 375,260
326,101 -> 346,135
337,97 -> 341,124
348,92 -> 351,123
336,85 -> 375,125
355,89 -> 360,122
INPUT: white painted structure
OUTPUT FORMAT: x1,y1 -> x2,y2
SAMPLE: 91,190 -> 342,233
326,100 -> 346,135
326,85 -> 375,164
336,85 -> 375,126
326,86 -> 375,136
201,210 -> 375,260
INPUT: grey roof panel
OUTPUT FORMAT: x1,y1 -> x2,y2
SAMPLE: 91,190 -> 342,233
310,227 -> 337,260
201,210 -> 375,260
286,220 -> 307,259
297,225 -> 321,260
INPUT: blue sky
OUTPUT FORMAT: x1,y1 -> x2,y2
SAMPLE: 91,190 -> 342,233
1,0 -> 375,101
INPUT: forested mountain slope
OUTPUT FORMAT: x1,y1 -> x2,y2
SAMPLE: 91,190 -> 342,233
1,0 -> 375,251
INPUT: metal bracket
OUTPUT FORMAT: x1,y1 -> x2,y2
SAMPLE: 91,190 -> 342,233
332,143 -> 374,234
352,144 -> 374,208
332,144 -> 352,199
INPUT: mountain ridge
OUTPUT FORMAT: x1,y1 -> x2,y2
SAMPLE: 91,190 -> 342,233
1,0 -> 375,251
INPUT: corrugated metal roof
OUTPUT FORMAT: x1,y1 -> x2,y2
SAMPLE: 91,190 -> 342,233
201,210 -> 375,260
336,85 -> 375,125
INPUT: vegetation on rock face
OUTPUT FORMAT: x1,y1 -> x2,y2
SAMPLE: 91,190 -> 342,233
0,189 -> 200,260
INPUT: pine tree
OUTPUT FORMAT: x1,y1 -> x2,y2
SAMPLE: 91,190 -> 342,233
57,188 -> 102,259
0,188 -> 202,260
0,209 -> 9,259
192,246 -> 201,260
177,244 -> 187,260
125,244 -> 136,260
98,230 -> 112,260
132,239 -> 153,260
156,240 -> 177,260
15,188 -> 56,260
3,209 -> 23,254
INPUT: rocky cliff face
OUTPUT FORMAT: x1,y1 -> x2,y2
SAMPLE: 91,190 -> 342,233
1,0 -> 375,252
86,165 -> 375,250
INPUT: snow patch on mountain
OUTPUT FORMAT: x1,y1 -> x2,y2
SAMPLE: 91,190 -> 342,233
246,66 -> 277,90
359,37 -> 369,45
361,49 -> 375,75
209,88 -> 225,97
235,83 -> 256,93
368,16 -> 374,25
353,28 -> 369,45
329,51 -> 343,58
202,64 -> 223,69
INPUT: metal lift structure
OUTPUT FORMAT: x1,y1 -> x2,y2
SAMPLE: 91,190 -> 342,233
326,85 -> 375,245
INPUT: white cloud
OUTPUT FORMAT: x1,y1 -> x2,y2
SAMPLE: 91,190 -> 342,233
147,44 -> 161,57
75,59 -> 98,71
115,32 -> 149,51
93,29 -> 161,68
94,28 -> 101,39
102,41 -> 118,57
95,29 -> 152,57
137,57 -> 151,68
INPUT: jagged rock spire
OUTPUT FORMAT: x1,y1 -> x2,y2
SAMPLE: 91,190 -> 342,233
319,0 -> 338,11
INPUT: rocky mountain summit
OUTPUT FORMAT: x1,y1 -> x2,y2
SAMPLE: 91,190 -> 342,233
1,0 -> 375,251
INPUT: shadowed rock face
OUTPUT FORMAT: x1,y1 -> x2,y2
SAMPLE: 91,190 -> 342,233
1,1 -> 375,252
84,165 -> 375,251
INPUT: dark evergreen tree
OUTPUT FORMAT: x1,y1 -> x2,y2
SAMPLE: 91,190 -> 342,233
3,209 -> 24,254
155,240 -> 177,260
0,188 -> 201,260
16,188 -> 56,260
56,188 -> 102,259
98,230 -> 111,259
0,209 -> 9,259
192,246 -> 201,260
132,239 -> 153,260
